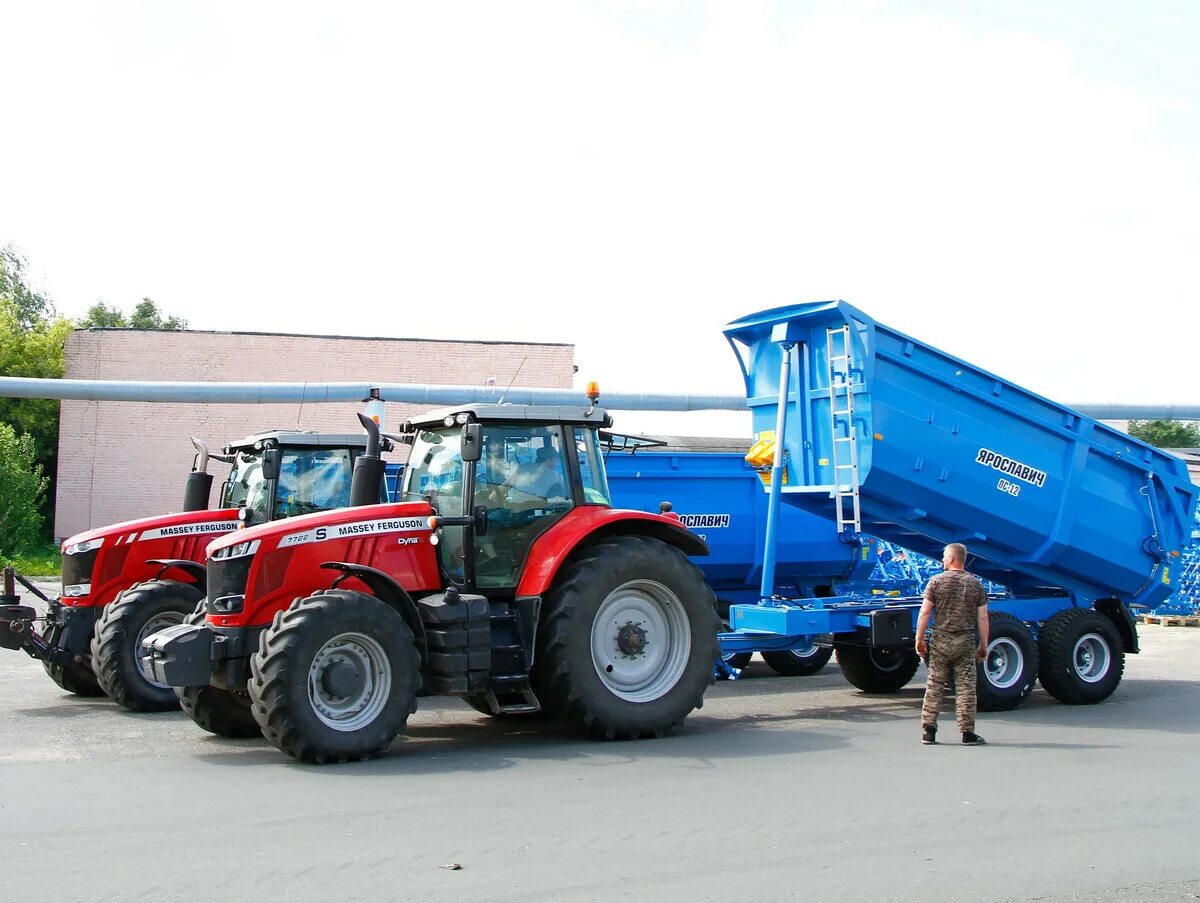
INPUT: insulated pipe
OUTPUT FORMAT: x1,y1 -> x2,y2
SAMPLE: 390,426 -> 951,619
759,342 -> 793,603
0,376 -> 1195,419
0,377 -> 747,411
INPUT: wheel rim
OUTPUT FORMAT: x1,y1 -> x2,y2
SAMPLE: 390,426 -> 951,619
307,632 -> 393,731
136,612 -> 187,688
984,637 -> 1024,690
791,640 -> 820,660
591,580 -> 691,703
1072,632 -> 1110,683
868,648 -> 906,673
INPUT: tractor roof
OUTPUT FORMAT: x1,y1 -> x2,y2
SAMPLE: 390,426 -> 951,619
406,403 -> 612,430
225,430 -> 370,453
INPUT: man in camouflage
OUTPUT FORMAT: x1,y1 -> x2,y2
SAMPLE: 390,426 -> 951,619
915,542 -> 989,745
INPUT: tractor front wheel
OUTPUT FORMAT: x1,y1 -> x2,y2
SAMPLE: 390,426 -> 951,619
175,602 -> 260,738
41,622 -> 104,697
91,580 -> 200,712
249,589 -> 421,763
535,536 -> 717,739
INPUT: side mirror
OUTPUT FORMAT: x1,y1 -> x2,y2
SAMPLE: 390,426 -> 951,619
461,423 -> 483,463
262,448 -> 282,481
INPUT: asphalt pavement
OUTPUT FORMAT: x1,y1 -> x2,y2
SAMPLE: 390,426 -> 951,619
2,585 -> 1197,902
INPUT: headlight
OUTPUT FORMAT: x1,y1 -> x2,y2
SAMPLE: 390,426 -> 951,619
62,583 -> 92,597
213,539 -> 260,559
64,537 -> 104,556
443,415 -> 456,427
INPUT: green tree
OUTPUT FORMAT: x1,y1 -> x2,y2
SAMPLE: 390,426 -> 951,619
77,301 -> 128,328
0,421 -> 47,560
1127,420 -> 1200,448
129,297 -> 186,330
78,297 -> 187,330
0,247 -> 56,330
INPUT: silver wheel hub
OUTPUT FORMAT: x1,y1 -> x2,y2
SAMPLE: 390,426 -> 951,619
591,580 -> 691,703
985,637 -> 1024,690
308,632 -> 392,731
1072,632 -> 1110,683
136,612 -> 186,688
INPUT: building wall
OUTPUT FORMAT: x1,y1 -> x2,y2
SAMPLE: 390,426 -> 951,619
56,329 -> 574,540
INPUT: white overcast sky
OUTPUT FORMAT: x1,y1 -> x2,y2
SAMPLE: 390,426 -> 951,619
1,0 -> 1196,436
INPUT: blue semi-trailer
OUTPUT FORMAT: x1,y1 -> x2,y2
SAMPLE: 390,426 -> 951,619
716,300 -> 1200,710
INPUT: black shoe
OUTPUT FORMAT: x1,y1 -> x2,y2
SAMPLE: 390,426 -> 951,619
962,732 -> 986,745
922,726 -> 937,745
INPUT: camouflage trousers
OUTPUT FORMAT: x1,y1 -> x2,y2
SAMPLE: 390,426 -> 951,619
921,631 -> 977,733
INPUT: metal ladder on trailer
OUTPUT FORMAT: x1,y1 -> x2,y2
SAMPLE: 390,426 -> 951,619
826,325 -> 862,538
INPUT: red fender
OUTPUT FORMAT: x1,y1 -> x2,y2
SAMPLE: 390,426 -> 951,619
516,507 -> 708,597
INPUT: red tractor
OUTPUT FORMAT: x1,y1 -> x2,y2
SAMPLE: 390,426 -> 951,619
0,429 -> 381,713
145,399 -> 718,762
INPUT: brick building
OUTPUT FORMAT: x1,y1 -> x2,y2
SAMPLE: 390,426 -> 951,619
56,328 -> 575,540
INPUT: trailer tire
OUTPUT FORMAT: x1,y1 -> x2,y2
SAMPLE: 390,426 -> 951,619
41,623 -> 104,697
762,644 -> 833,677
91,580 -> 200,712
535,536 -> 717,739
1037,608 -> 1124,705
976,612 -> 1037,711
249,590 -> 421,763
174,602 -> 261,738
834,643 -> 919,693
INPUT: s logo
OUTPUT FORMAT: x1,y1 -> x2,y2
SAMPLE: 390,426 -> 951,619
315,528 -> 327,540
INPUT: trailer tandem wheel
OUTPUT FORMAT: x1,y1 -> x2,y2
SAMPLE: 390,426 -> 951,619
535,536 -> 718,740
762,644 -> 833,677
834,643 -> 920,693
976,612 -> 1038,711
91,580 -> 200,712
41,622 -> 104,697
175,602 -> 261,738
249,590 -> 421,763
1036,608 -> 1124,705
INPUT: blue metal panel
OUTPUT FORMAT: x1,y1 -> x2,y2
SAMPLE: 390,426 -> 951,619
724,301 -> 1200,609
604,450 -> 875,592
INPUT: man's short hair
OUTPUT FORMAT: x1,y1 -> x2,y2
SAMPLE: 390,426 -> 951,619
943,543 -> 967,565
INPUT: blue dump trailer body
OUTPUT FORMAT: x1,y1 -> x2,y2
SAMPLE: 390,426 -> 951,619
716,300 -> 1200,705
603,448 -> 876,597
722,300 -> 1198,607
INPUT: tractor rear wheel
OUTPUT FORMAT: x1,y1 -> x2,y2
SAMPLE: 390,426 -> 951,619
976,612 -> 1037,711
762,643 -> 833,677
535,536 -> 717,739
176,602 -> 260,738
1037,608 -> 1124,705
249,589 -> 421,763
91,580 -> 200,712
834,643 -> 920,693
41,622 -> 104,697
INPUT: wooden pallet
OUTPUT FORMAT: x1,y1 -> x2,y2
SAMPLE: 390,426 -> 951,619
1141,615 -> 1200,627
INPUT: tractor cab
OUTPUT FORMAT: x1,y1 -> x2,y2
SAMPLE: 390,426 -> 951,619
217,430 -> 388,526
398,404 -> 614,590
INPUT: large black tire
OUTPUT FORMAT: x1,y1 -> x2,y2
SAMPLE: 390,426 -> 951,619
977,612 -> 1038,711
91,580 -> 201,712
1037,608 -> 1124,705
175,602 -> 261,738
249,589 -> 421,763
41,622 -> 104,697
534,535 -> 718,740
835,643 -> 920,693
762,644 -> 834,677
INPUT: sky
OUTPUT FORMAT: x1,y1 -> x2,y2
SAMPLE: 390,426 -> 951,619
2,0 -> 1197,437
